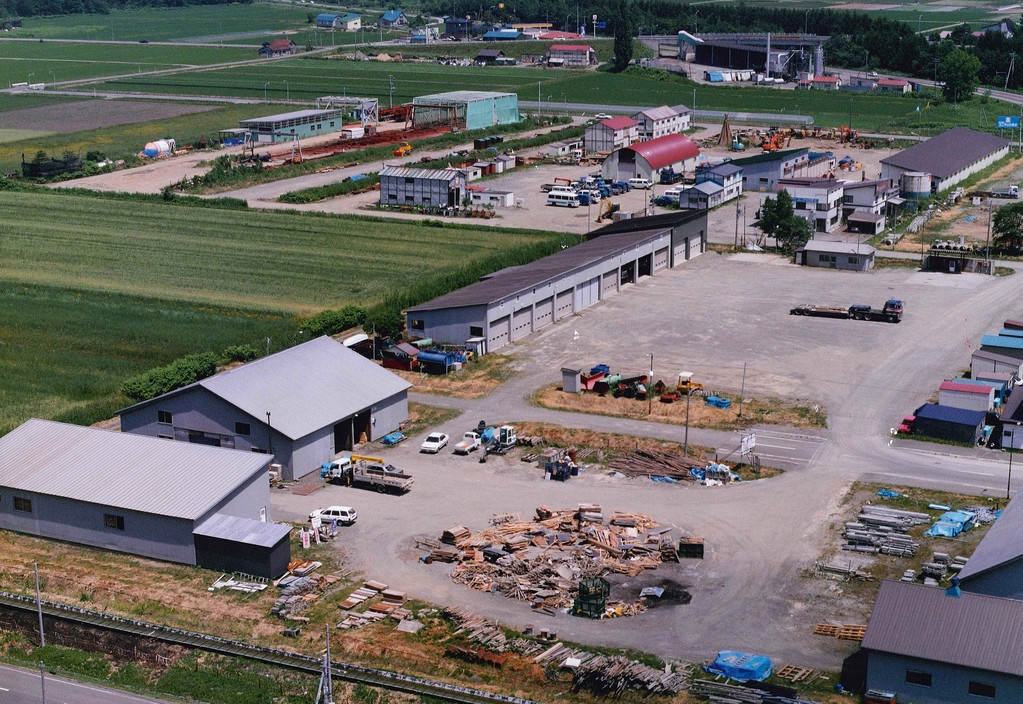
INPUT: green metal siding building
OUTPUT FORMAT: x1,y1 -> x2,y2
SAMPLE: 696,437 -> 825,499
412,91 -> 520,131
239,108 -> 343,143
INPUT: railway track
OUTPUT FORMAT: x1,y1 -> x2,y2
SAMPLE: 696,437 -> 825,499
0,590 -> 541,704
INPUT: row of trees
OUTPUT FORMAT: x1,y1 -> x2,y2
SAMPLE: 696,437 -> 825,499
0,0 -> 245,19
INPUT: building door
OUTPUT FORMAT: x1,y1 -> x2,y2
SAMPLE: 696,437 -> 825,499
334,421 -> 353,452
488,315 -> 511,350
654,247 -> 669,271
353,410 -> 371,444
511,307 -> 533,341
555,289 -> 574,320
601,270 -> 618,296
534,297 -> 554,329
638,254 -> 652,278
574,277 -> 599,310
620,261 -> 635,286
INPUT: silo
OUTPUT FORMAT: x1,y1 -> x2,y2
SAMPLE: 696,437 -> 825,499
900,171 -> 932,199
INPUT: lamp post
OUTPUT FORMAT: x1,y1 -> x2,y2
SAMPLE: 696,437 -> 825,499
266,411 -> 273,455
264,81 -> 270,103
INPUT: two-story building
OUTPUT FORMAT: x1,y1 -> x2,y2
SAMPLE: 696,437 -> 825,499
841,178 -> 900,235
778,177 -> 844,233
730,148 -> 836,192
379,10 -> 408,27
585,116 -> 639,153
680,162 -> 743,209
547,44 -> 596,66
631,105 -> 691,141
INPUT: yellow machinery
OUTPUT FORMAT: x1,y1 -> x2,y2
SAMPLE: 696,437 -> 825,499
392,143 -> 413,157
595,198 -> 620,223
676,372 -> 704,396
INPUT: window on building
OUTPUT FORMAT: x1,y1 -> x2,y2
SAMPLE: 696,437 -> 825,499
410,319 -> 425,331
104,514 -> 125,530
470,326 -> 484,337
13,497 -> 32,513
235,422 -> 251,436
405,177 -> 415,185
906,670 -> 932,687
843,195 -> 854,203
158,434 -> 173,440
251,447 -> 266,453
157,410 -> 173,425
848,257 -> 858,265
968,681 -> 996,698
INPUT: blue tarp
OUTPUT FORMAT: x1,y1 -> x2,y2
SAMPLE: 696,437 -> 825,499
381,432 -> 405,445
924,509 -> 976,537
877,489 -> 902,498
705,395 -> 732,409
705,651 -> 773,682
417,350 -> 456,366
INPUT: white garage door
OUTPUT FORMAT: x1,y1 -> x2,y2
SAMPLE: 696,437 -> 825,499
534,297 -> 554,329
654,247 -> 669,271
488,315 -> 510,350
673,237 -> 688,264
574,276 -> 599,311
691,233 -> 704,257
601,270 -> 618,296
511,307 -> 533,341
555,289 -> 574,320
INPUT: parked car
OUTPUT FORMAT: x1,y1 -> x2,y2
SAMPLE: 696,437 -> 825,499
594,112 -> 611,119
309,505 -> 357,525
420,432 -> 449,453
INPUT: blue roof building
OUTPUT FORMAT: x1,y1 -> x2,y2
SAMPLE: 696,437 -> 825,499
380,9 -> 408,26
483,29 -> 522,40
913,403 -> 986,444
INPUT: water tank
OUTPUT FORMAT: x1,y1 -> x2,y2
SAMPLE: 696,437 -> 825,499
901,171 -> 931,199
142,139 -> 175,158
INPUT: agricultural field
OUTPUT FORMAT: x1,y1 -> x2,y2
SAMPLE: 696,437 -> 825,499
0,189 -> 569,433
738,0 -> 1004,32
0,41 -> 252,86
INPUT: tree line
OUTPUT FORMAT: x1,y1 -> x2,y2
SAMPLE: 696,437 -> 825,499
1,0 -> 246,20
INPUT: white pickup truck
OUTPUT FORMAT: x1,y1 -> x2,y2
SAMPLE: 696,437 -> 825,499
453,431 -> 481,454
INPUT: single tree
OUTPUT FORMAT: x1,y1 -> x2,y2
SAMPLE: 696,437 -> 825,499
612,0 -> 633,72
775,214 -> 813,253
940,48 -> 981,102
993,201 -> 1023,251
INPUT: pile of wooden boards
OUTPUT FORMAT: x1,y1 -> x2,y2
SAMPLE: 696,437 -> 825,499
608,450 -> 699,480
422,505 -> 697,618
813,623 -> 867,642
690,679 -> 822,703
571,655 -> 691,698
337,580 -> 412,630
842,504 -> 924,557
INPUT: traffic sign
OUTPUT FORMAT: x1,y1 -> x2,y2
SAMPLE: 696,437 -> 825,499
997,116 -> 1020,129
596,21 -> 607,29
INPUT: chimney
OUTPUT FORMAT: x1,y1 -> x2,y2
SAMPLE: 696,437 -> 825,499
945,577 -> 962,598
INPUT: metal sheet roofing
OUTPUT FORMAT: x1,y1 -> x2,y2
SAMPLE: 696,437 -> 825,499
414,90 -> 516,103
982,334 -> 1023,349
729,147 -> 808,167
240,109 -> 341,124
635,106 -> 680,122
798,240 -> 876,255
706,163 -> 743,177
862,580 -> 1023,676
599,116 -> 639,130
974,349 -> 1023,366
959,489 -> 1023,583
380,166 -> 465,181
1000,328 -> 1023,338
880,128 -> 1009,180
876,78 -> 909,86
121,337 -> 410,441
0,419 -> 268,520
1000,388 -> 1023,422
847,211 -> 884,224
913,403 -> 986,426
408,214 -> 700,312
625,134 -> 700,170
940,380 -> 992,395
381,10 -> 405,21
193,513 -> 292,548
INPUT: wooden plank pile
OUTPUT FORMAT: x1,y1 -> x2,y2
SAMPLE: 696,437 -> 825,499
813,560 -> 874,581
608,450 -> 699,480
775,665 -> 820,684
690,679 -> 822,703
423,505 -> 697,619
571,656 -> 690,698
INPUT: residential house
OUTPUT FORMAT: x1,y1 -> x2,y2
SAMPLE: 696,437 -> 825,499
474,49 -> 504,65
680,162 -> 743,209
336,13 -> 361,30
258,39 -> 297,57
778,177 -> 844,233
876,78 -> 911,94
379,10 -> 408,27
632,105 -> 691,141
547,44 -> 596,67
585,117 -> 639,153
794,240 -> 875,271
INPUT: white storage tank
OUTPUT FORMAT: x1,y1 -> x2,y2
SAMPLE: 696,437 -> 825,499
142,139 -> 176,158
901,171 -> 932,199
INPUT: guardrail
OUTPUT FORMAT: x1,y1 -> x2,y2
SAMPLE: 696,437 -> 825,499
0,590 -> 542,704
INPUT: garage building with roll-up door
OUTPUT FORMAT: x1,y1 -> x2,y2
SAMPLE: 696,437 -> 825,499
406,211 -> 707,353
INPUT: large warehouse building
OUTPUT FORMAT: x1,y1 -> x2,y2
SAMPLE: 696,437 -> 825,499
601,133 -> 700,182
880,127 -> 1010,193
406,212 -> 707,353
412,91 -> 520,130
120,337 -> 410,481
379,166 -> 467,207
0,419 -> 291,578
239,108 -> 344,143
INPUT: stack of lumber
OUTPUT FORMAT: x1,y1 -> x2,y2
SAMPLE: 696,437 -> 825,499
690,680 -> 822,703
608,450 -> 699,480
842,522 -> 919,557
571,655 -> 690,698
442,525 -> 473,547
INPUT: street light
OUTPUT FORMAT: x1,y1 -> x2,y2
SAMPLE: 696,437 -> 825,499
284,80 -> 289,103
264,81 -> 270,103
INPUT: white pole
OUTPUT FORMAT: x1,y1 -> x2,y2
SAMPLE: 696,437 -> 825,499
34,563 -> 45,647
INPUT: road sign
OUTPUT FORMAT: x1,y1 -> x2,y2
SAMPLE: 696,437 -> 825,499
596,21 -> 607,29
997,116 -> 1020,129
741,432 -> 756,456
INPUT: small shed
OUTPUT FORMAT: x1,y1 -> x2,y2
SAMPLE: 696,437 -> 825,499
939,380 -> 996,412
795,240 -> 875,271
381,342 -> 420,371
847,211 -> 886,236
913,403 -> 986,444
972,349 -> 1023,377
562,367 -> 582,393
469,189 -> 514,207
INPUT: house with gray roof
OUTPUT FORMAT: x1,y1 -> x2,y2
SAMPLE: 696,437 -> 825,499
631,105 -> 691,141
795,239 -> 876,271
406,211 -> 707,352
880,127 -> 1010,193
120,336 -> 410,481
957,489 -> 1023,598
0,419 -> 291,577
861,580 -> 1023,703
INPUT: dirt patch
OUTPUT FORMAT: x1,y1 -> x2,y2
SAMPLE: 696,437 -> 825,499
390,354 -> 515,399
0,99 -> 216,133
532,384 -> 827,431
607,575 -> 693,608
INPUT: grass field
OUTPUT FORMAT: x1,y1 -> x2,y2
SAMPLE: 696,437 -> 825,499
0,41 -> 251,86
736,0 -> 1001,31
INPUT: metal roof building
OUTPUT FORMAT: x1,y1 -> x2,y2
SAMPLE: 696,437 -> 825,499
600,133 -> 700,182
120,337 -> 410,481
795,239 -> 876,271
912,403 -> 986,444
407,211 -> 708,352
412,91 -> 519,131
379,166 -> 467,208
239,108 -> 344,143
0,419 -> 291,577
862,580 -> 1023,703
880,128 -> 1010,193
957,490 -> 1023,598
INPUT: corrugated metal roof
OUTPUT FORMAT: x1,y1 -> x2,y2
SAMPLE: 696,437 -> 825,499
1000,388 -> 1023,421
779,177 -> 843,189
193,513 -> 292,548
999,328 -> 1023,338
940,380 -> 993,394
625,134 -> 700,170
798,240 -> 877,255
634,106 -> 680,121
982,334 -> 1023,350
876,78 -> 909,86
974,349 -> 1023,366
549,44 -> 591,51
914,403 -> 986,426
729,147 -> 808,167
959,489 -> 1023,583
408,215 -> 696,312
847,211 -> 884,224
812,75 -> 839,82
953,377 -> 1004,388
380,166 -> 465,182
600,116 -> 639,130
862,580 -> 1023,676
240,109 -> 341,124
880,128 -> 1009,180
381,10 -> 405,21
316,13 -> 340,20
414,91 -> 516,103
0,419 -> 268,520
706,163 -> 743,176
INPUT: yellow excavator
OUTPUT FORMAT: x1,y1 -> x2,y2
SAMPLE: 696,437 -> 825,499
595,198 -> 620,223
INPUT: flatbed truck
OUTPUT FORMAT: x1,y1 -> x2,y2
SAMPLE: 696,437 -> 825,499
791,299 -> 903,323
321,454 -> 414,494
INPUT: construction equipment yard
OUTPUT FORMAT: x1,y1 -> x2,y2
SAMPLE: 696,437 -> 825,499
269,247 -> 1023,671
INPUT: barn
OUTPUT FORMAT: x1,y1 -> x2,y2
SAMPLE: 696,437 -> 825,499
119,337 -> 410,481
0,419 -> 291,578
412,91 -> 520,130
600,133 -> 700,182
239,109 -> 343,143
405,211 -> 707,353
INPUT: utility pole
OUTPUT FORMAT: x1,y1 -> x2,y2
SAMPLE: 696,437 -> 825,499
316,625 -> 334,704
684,391 -> 691,456
986,197 -> 993,274
388,75 -> 395,109
34,563 -> 45,647
738,363 -> 747,417
647,354 -> 653,415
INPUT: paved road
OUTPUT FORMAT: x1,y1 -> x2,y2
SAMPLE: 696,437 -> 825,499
0,663 -> 177,704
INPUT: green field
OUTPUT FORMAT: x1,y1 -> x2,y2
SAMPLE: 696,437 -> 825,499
734,0 -> 1001,32
0,41 -> 251,86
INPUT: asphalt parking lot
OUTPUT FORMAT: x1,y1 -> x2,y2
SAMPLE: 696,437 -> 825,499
273,252 -> 1023,669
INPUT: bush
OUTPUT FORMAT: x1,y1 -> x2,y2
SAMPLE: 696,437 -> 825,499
121,352 -> 219,401
304,305 -> 367,337
221,344 -> 259,363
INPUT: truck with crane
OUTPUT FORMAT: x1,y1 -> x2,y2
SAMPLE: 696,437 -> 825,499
321,454 -> 414,494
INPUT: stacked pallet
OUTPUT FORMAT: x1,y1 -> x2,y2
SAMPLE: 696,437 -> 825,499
690,679 -> 822,703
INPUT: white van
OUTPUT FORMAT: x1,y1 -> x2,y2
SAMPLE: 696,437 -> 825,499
628,177 -> 653,190
547,191 -> 580,208
663,187 -> 684,199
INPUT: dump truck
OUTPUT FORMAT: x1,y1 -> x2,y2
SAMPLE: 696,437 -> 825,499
790,299 -> 903,323
321,454 -> 414,494
971,185 -> 1019,199
453,431 -> 481,454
